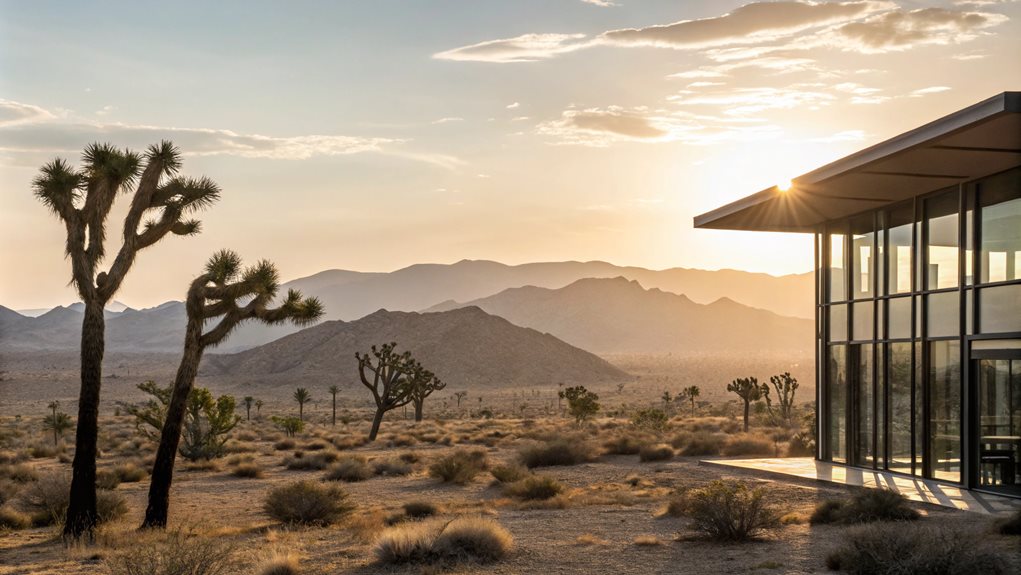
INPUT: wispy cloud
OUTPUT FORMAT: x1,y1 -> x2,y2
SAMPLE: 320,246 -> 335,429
0,100 -> 57,128
581,0 -> 617,6
910,86 -> 952,97
431,116 -> 464,124
433,33 -> 592,63
833,7 -> 1009,52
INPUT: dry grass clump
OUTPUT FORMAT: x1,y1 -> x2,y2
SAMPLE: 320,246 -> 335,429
283,451 -> 337,471
603,434 -> 645,455
257,551 -> 300,575
638,444 -> 674,462
0,505 -> 31,530
1,462 -> 38,483
374,516 -> 513,565
302,440 -> 328,451
429,449 -> 489,484
29,443 -> 60,458
372,457 -> 413,477
232,462 -> 264,479
503,475 -> 563,501
0,449 -> 29,465
632,535 -> 662,546
676,431 -> 726,456
490,464 -> 528,484
403,501 -> 439,519
325,456 -> 373,482
263,480 -> 354,526
113,462 -> 147,482
105,529 -> 238,575
674,480 -> 779,541
518,438 -> 598,468
825,523 -> 1013,574
19,471 -> 127,527
722,435 -> 775,457
575,534 -> 610,546
810,488 -> 920,525
274,439 -> 296,451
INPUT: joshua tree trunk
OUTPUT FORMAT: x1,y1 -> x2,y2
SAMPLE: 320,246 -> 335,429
331,397 -> 336,426
369,408 -> 385,441
142,322 -> 203,529
690,398 -> 695,417
64,301 -> 104,539
299,403 -> 304,422
742,400 -> 750,433
414,398 -> 424,422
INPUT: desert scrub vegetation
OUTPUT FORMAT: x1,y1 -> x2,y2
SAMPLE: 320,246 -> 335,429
263,480 -> 353,525
105,529 -> 239,575
372,457 -> 413,476
503,475 -> 563,501
19,471 -> 127,527
490,464 -> 528,484
429,449 -> 489,484
673,480 -> 779,541
518,437 -> 598,468
283,450 -> 338,470
603,433 -> 645,455
721,434 -> 774,457
0,505 -> 31,530
638,443 -> 673,462
374,516 -> 513,565
325,456 -> 373,482
810,488 -> 920,525
231,462 -> 264,478
674,431 -> 726,456
402,501 -> 439,519
825,523 -> 1014,574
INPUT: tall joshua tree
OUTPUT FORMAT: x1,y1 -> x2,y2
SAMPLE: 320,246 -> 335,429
328,385 -> 339,426
727,377 -> 763,433
33,141 -> 219,540
407,365 -> 445,422
762,372 -> 799,427
242,396 -> 254,422
356,342 -> 421,441
142,250 -> 322,529
294,388 -> 311,422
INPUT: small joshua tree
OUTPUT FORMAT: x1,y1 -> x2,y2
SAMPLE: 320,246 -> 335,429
255,399 -> 264,415
558,386 -> 600,423
242,396 -> 254,422
294,388 -> 311,422
408,365 -> 445,422
762,372 -> 799,427
727,377 -> 763,432
682,385 -> 700,417
43,401 -> 73,446
328,385 -> 339,426
454,391 -> 468,409
142,250 -> 322,529
356,342 -> 423,441
34,141 -> 220,539
272,416 -> 304,437
179,388 -> 239,461
661,391 -> 673,413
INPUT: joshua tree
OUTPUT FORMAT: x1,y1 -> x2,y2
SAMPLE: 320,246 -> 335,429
34,141 -> 219,539
454,391 -> 468,408
762,372 -> 799,427
242,396 -> 254,422
407,365 -> 445,422
328,385 -> 339,426
272,415 -> 304,437
682,385 -> 700,417
294,388 -> 311,422
558,385 -> 600,423
356,342 -> 422,441
727,377 -> 763,432
142,251 -> 322,529
255,399 -> 264,415
661,391 -> 673,412
43,401 -> 73,446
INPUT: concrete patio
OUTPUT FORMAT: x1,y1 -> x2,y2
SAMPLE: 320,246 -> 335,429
702,457 -> 1021,515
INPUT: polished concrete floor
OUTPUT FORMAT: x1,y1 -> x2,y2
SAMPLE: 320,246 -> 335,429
701,457 -> 1021,515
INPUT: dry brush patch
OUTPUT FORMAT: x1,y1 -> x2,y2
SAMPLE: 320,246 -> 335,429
374,516 -> 513,565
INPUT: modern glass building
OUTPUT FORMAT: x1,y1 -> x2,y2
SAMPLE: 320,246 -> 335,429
695,92 -> 1021,497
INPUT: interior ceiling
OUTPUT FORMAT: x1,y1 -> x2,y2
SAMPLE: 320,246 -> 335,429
695,93 -> 1021,233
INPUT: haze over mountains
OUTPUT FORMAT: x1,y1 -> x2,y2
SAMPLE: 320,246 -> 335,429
427,277 -> 812,354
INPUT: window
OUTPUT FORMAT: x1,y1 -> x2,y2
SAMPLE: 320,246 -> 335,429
979,168 -> 1021,284
887,206 -> 913,295
887,297 -> 911,340
851,216 -> 874,299
853,344 -> 874,467
979,284 -> 1021,334
830,233 -> 846,302
828,345 -> 848,463
927,291 -> 959,338
926,191 -> 959,290
830,305 -> 848,342
929,340 -> 961,482
888,342 -> 913,473
853,301 -> 874,341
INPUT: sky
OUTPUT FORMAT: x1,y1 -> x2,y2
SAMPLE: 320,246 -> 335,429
1,0 -> 1019,310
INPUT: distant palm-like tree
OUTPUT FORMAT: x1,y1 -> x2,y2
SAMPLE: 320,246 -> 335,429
43,401 -> 73,446
454,391 -> 468,408
294,388 -> 312,421
33,141 -> 220,540
328,385 -> 339,426
727,377 -> 763,432
141,251 -> 322,529
255,399 -> 264,415
242,396 -> 254,421
683,386 -> 700,417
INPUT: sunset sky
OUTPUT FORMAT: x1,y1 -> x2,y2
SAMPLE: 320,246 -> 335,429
1,0 -> 1019,310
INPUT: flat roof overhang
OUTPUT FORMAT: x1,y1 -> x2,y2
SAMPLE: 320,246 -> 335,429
694,92 -> 1021,233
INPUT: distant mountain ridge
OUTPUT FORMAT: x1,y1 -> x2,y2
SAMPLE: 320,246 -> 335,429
426,277 -> 812,354
203,307 -> 629,389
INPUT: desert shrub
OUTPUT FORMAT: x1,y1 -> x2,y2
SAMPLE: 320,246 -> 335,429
810,489 -> 920,525
263,480 -> 353,526
518,439 -> 597,468
283,451 -> 336,471
114,462 -> 147,482
826,523 -> 1012,574
504,475 -> 563,500
271,416 -> 304,438
0,450 -> 28,465
303,440 -> 328,451
258,552 -> 300,575
20,472 -> 126,526
786,432 -> 816,457
232,463 -> 264,479
638,444 -> 674,462
96,490 -> 129,523
399,452 -> 420,463
0,480 -> 18,506
429,450 -> 489,484
2,463 -> 38,483
722,435 -> 774,457
0,506 -> 31,530
274,438 -> 296,451
105,529 -> 237,575
375,517 -> 513,565
403,501 -> 438,519
603,434 -> 644,455
97,469 -> 122,490
30,443 -> 59,458
630,408 -> 669,433
325,456 -> 373,482
675,480 -> 779,541
373,458 -> 413,476
997,509 -> 1021,535
490,464 -> 528,484
679,431 -> 726,456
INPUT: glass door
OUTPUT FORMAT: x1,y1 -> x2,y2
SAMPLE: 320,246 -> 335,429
975,356 -> 1021,496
